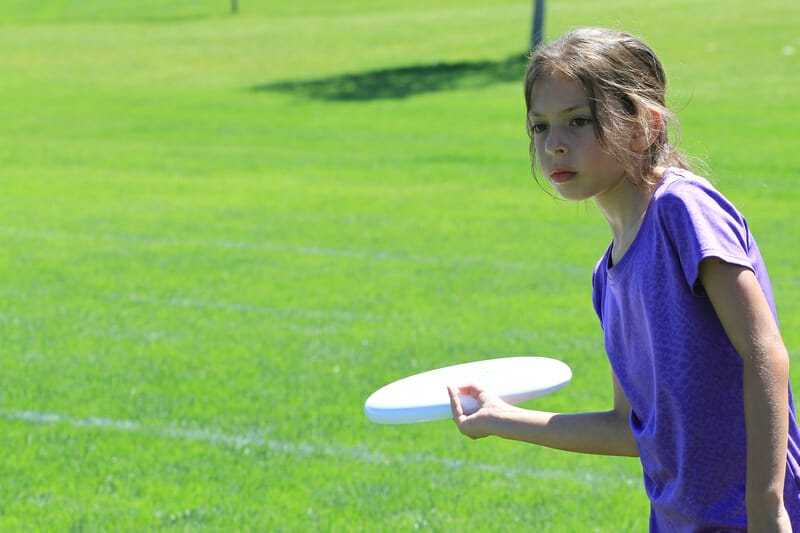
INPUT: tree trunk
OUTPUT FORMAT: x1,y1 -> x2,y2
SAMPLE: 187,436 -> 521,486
530,0 -> 544,50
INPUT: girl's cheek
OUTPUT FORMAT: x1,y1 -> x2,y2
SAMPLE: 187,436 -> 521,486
534,141 -> 547,164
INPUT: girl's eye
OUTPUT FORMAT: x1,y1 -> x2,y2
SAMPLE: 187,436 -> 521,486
571,117 -> 592,127
530,123 -> 547,134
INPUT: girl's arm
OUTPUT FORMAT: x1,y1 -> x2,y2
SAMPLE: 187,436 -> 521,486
698,257 -> 793,532
447,370 -> 638,457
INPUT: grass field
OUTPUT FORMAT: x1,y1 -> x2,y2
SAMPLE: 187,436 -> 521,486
1,0 -> 798,530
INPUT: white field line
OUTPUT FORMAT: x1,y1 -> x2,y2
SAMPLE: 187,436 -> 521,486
0,286 -> 380,326
0,226 -> 589,275
1,408 -> 637,486
126,294 -> 380,322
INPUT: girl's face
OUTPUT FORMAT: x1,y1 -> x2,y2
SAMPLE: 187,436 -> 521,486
528,76 -> 629,202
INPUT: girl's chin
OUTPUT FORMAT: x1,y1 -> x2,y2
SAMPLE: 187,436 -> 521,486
550,183 -> 591,202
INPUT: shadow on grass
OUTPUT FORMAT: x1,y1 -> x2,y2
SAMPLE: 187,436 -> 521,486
253,53 -> 529,101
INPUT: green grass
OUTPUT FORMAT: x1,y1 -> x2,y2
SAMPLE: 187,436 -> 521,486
0,0 -> 798,530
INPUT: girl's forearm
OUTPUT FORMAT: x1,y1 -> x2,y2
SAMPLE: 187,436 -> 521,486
742,341 -> 791,529
486,406 -> 639,457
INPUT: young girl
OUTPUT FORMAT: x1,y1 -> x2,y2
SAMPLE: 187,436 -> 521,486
447,27 -> 800,532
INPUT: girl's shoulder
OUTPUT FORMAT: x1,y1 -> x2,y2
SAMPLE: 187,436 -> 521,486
651,167 -> 740,219
649,167 -> 749,243
653,167 -> 716,202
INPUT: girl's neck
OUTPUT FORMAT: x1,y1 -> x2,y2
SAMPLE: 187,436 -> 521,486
595,168 -> 665,264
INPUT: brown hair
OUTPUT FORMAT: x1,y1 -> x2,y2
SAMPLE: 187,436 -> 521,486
524,27 -> 690,190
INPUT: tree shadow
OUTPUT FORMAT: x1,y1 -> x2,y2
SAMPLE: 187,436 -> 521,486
253,53 -> 529,101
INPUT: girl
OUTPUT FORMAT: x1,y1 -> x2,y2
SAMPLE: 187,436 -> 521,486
448,27 -> 800,532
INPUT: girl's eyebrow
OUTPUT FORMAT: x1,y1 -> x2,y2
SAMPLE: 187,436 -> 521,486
529,104 -> 590,117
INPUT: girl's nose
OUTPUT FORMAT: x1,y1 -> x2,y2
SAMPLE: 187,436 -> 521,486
545,130 -> 568,156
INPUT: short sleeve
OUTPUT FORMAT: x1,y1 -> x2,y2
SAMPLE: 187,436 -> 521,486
655,178 -> 753,296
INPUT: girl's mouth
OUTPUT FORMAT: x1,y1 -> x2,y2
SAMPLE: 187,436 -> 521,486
550,170 -> 577,183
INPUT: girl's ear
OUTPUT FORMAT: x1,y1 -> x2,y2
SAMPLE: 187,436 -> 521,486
631,107 -> 663,152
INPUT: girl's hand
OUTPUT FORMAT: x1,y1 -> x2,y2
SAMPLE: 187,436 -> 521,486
447,384 -> 512,439
747,500 -> 793,533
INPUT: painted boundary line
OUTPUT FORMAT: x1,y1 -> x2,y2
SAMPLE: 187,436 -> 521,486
1,409 -> 637,486
0,286 -> 380,325
127,294 -> 381,322
0,226 -> 590,275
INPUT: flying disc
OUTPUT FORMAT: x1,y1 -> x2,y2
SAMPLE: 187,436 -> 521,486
364,356 -> 571,424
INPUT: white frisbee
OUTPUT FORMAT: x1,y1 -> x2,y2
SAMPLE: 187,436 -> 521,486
364,356 -> 571,424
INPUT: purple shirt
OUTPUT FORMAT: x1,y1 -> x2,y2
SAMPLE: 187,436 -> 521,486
592,168 -> 800,531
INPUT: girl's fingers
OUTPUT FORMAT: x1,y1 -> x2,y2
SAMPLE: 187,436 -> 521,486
457,383 -> 484,399
447,385 -> 465,420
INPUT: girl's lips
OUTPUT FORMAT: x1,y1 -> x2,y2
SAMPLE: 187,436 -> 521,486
550,170 -> 577,183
